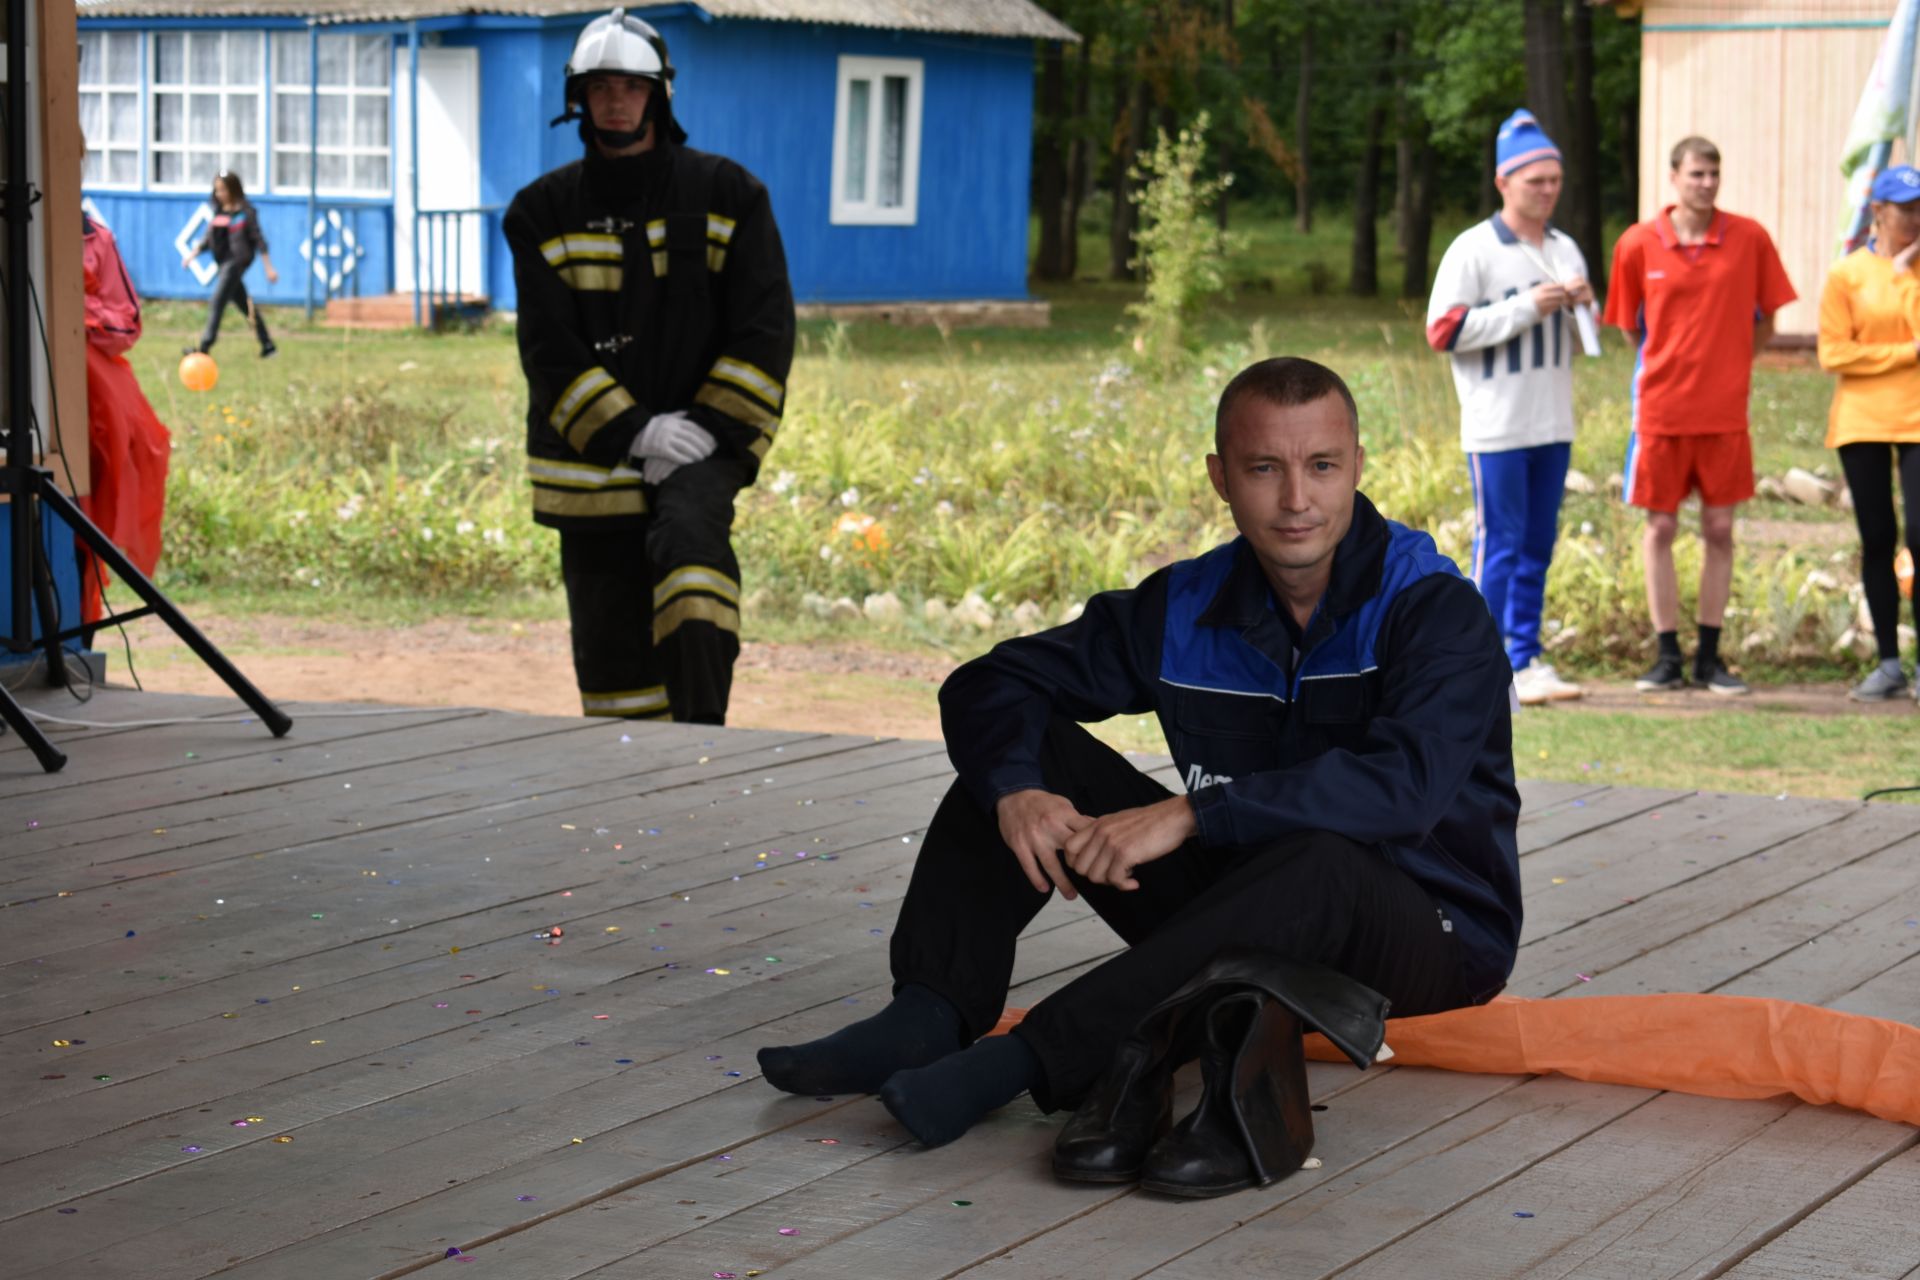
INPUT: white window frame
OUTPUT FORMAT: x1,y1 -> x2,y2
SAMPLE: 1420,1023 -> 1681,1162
148,30 -> 266,192
269,31 -> 394,199
829,55 -> 923,227
78,30 -> 143,190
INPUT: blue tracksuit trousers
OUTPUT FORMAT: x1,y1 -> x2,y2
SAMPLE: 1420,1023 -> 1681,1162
1468,442 -> 1570,671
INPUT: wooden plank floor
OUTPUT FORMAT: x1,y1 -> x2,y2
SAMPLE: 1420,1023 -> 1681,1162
3,686 -> 1918,1280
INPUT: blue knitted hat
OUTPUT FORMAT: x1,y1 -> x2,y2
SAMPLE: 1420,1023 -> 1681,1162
1496,109 -> 1562,178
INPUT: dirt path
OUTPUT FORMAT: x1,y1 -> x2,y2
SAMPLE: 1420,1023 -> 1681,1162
86,611 -> 1909,734
102,613 -> 955,739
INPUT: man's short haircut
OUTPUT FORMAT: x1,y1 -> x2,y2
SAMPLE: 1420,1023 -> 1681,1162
1214,357 -> 1359,454
1670,136 -> 1720,170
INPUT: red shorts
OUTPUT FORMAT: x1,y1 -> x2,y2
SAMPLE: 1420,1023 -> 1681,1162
1623,430 -> 1754,512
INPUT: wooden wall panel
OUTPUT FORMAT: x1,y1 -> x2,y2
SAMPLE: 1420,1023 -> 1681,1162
1638,9 -> 1892,335
1646,1 -> 1894,23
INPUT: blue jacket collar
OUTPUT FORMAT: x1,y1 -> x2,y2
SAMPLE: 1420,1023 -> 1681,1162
1198,492 -> 1390,630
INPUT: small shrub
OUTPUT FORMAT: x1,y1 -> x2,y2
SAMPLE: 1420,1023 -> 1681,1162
1127,113 -> 1239,364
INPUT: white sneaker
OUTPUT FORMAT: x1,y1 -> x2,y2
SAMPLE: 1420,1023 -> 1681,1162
1513,659 -> 1583,706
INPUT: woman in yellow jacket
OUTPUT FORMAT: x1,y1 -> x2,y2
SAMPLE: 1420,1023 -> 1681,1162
1820,164 -> 1920,702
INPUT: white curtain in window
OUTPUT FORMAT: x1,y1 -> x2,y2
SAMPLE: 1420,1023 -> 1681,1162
879,75 -> 907,208
268,31 -> 392,196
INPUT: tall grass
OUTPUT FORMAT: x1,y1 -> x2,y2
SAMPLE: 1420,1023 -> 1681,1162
142,244 -> 1862,678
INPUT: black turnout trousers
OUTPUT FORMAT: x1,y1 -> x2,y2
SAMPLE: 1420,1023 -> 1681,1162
557,456 -> 747,724
891,718 -> 1476,1111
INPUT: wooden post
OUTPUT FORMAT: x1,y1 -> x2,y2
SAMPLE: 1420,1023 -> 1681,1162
36,0 -> 85,496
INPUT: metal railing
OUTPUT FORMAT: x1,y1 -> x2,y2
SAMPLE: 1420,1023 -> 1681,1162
413,207 -> 499,329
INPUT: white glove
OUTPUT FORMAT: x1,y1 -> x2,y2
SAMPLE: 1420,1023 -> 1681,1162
642,455 -> 682,487
631,412 -> 716,465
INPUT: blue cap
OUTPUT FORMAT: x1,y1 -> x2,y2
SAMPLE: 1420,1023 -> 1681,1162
1496,109 -> 1561,178
1871,165 -> 1920,203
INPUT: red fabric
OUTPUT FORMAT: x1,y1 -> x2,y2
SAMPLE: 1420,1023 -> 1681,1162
76,215 -> 170,626
83,215 -> 142,358
1624,429 -> 1755,511
1604,207 -> 1798,435
1425,304 -> 1470,352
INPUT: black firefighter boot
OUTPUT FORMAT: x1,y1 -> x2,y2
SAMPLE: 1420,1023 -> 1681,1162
1139,989 -> 1313,1198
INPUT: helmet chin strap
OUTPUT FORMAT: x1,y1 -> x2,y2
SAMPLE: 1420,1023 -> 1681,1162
589,118 -> 652,150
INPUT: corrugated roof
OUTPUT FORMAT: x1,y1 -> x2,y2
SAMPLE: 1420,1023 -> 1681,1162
76,0 -> 1078,40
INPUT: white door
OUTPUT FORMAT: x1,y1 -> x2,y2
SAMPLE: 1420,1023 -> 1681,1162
394,45 -> 482,295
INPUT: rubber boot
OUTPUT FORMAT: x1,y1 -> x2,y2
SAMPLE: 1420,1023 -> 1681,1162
1139,990 -> 1314,1198
1052,1037 -> 1175,1183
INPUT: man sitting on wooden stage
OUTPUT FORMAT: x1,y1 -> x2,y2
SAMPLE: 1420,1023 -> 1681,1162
757,357 -> 1522,1151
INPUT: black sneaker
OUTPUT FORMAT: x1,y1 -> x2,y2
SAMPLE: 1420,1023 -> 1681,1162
1694,660 -> 1749,696
1635,654 -> 1687,691
260,341 -> 278,359
181,344 -> 203,357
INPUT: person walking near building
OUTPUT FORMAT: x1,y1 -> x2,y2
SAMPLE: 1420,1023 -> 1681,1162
1604,137 -> 1797,695
1427,109 -> 1594,705
505,9 -> 794,723
1818,164 -> 1920,703
179,171 -> 277,358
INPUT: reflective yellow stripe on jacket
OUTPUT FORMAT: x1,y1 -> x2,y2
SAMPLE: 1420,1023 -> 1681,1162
693,355 -> 785,459
541,233 -> 624,292
528,456 -> 647,520
547,365 -> 636,453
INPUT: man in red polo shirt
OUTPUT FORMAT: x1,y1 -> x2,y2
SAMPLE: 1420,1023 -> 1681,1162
1604,136 -> 1796,695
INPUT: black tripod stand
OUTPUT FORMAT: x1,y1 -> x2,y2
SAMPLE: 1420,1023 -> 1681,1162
1,0 -> 289,772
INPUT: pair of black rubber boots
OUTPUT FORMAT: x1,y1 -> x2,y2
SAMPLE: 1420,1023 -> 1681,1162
1052,949 -> 1391,1198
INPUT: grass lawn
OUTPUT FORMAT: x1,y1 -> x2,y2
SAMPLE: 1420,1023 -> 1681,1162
96,206 -> 1914,802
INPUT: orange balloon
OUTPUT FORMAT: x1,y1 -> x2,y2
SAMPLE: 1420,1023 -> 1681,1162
178,351 -> 219,392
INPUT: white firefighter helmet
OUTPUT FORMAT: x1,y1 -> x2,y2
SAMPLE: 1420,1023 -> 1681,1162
554,9 -> 683,144
564,9 -> 673,103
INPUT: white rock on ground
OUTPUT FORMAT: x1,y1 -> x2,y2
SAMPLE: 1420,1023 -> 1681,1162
800,591 -> 831,619
1833,626 -> 1876,658
923,598 -> 950,623
1781,467 -> 1836,507
829,596 -> 861,622
1011,600 -> 1047,631
1563,469 -> 1596,495
1755,475 -> 1787,501
862,592 -> 904,625
1740,627 -> 1775,654
1060,600 -> 1086,624
953,593 -> 996,631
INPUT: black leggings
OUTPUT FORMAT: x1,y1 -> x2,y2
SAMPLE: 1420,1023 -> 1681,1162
1838,441 -> 1920,662
198,260 -> 272,353
889,718 -> 1475,1111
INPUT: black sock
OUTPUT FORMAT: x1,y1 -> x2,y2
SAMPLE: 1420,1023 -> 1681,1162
879,1031 -> 1041,1149
757,983 -> 965,1096
1695,624 -> 1722,672
1657,630 -> 1682,660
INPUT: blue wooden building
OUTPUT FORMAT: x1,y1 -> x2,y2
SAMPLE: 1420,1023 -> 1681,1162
72,0 -> 1075,316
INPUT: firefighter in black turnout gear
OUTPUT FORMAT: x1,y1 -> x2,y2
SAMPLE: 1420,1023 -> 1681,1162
506,8 -> 794,723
